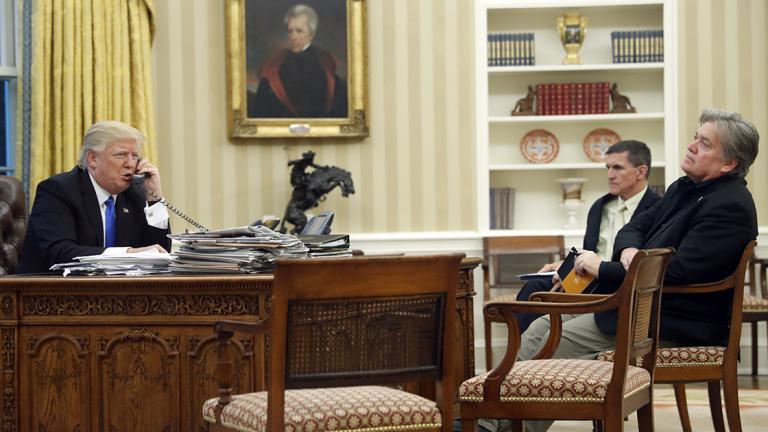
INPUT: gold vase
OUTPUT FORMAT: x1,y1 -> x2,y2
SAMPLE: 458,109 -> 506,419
557,13 -> 587,65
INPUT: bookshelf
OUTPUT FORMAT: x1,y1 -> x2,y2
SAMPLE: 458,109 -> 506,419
475,0 -> 678,235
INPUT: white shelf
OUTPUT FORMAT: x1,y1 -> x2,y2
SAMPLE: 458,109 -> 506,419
490,161 -> 666,171
489,63 -> 663,73
485,0 -> 665,9
490,112 -> 664,123
475,0 -> 678,232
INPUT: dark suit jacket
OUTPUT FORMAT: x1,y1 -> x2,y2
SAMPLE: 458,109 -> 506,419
594,175 -> 758,346
582,188 -> 662,253
18,167 -> 172,273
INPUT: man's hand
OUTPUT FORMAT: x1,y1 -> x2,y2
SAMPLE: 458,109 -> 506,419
538,260 -> 563,273
574,251 -> 602,278
620,247 -> 640,270
127,244 -> 168,254
136,159 -> 163,201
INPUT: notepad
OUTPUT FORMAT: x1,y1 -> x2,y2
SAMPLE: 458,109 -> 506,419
556,247 -> 598,294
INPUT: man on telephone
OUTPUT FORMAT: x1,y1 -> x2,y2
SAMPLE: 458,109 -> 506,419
18,120 -> 172,273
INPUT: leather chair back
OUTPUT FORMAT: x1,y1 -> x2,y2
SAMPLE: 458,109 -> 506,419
0,177 -> 26,275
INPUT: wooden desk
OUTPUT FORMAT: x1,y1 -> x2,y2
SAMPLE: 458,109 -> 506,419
0,257 -> 479,431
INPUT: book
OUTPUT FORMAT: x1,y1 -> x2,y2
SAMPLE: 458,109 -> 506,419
556,247 -> 598,294
298,234 -> 350,249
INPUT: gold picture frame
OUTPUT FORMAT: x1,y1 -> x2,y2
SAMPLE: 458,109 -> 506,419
225,0 -> 368,139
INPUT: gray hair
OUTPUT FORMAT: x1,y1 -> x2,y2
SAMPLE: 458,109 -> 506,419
77,121 -> 145,169
605,140 -> 652,179
285,4 -> 318,35
699,108 -> 760,179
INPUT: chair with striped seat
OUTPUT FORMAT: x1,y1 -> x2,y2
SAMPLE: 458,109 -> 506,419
460,248 -> 673,432
202,254 -> 463,432
598,240 -> 755,432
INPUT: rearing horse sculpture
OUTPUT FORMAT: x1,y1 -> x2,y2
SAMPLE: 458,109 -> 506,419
279,151 -> 355,234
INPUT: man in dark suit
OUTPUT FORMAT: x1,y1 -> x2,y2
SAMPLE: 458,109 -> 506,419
511,108 -> 759,432
18,121 -> 171,273
514,140 -> 661,332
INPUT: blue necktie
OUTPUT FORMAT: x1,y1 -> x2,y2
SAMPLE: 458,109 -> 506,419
104,196 -> 115,248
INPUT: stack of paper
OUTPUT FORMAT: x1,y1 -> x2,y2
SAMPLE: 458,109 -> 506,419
50,251 -> 174,276
168,225 -> 308,273
298,234 -> 352,258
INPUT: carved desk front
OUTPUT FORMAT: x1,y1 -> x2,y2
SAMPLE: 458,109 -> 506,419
0,259 -> 478,431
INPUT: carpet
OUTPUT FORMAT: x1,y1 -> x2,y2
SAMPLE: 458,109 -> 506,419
548,387 -> 768,431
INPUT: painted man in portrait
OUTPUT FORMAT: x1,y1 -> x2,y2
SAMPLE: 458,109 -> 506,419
247,4 -> 348,118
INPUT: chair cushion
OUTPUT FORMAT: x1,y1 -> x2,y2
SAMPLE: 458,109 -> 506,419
744,294 -> 768,311
459,359 -> 650,403
597,346 -> 725,367
202,385 -> 441,432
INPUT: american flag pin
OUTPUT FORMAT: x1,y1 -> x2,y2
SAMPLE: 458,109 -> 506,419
123,208 -> 129,214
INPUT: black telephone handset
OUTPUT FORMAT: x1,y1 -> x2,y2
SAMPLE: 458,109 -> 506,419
132,163 -> 209,232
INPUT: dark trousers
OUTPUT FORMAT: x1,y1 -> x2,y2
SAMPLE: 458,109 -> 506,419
515,278 -> 554,333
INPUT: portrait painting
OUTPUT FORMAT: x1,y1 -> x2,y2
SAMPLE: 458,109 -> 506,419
225,0 -> 368,139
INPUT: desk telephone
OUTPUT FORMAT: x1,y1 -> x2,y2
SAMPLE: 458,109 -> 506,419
132,167 -> 209,232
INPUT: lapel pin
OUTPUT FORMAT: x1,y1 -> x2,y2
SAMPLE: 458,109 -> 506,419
123,208 -> 129,214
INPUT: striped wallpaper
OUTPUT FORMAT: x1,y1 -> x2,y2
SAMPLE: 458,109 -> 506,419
151,0 -> 767,234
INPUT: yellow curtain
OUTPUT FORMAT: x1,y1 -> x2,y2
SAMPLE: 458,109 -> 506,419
22,0 -> 156,201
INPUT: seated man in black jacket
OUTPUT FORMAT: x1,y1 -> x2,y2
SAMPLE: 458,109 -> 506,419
492,108 -> 759,432
18,121 -> 172,273
514,140 -> 661,332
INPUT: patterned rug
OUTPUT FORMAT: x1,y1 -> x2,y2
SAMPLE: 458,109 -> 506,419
549,387 -> 768,431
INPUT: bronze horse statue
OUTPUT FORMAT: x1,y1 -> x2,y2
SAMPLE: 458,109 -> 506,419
279,151 -> 355,234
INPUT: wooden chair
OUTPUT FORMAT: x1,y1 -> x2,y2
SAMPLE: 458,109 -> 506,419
461,248 -> 673,431
483,236 -> 565,370
202,254 -> 463,432
743,249 -> 768,376
651,241 -> 755,432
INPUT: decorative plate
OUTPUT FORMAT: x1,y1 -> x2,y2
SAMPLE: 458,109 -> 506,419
520,129 -> 559,164
583,128 -> 621,162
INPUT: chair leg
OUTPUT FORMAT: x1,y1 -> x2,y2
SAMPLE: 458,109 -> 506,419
604,410 -> 624,432
460,418 -> 477,432
723,371 -> 744,432
484,319 -> 493,371
673,384 -> 692,432
751,322 -> 758,376
511,420 -> 523,432
637,401 -> 654,432
592,419 -> 603,432
707,381 -> 725,432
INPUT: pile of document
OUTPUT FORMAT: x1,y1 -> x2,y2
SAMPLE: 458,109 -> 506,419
298,234 -> 352,258
51,251 -> 174,276
168,225 -> 308,273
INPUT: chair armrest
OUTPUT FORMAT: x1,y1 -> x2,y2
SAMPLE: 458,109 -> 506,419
529,291 -> 611,303
484,295 -> 618,317
664,278 -> 732,294
215,319 -> 269,339
213,318 -> 268,422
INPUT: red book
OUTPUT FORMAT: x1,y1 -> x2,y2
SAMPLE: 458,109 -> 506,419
535,84 -> 545,115
575,83 -> 585,115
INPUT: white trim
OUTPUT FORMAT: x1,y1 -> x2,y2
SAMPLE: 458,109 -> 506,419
489,112 -> 664,123
490,63 -> 663,73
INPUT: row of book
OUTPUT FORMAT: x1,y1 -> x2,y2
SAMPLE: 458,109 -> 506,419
487,33 -> 535,66
535,82 -> 610,116
611,30 -> 664,63
489,187 -> 515,230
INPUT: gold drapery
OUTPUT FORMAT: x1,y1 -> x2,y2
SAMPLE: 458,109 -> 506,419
19,0 -> 156,200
